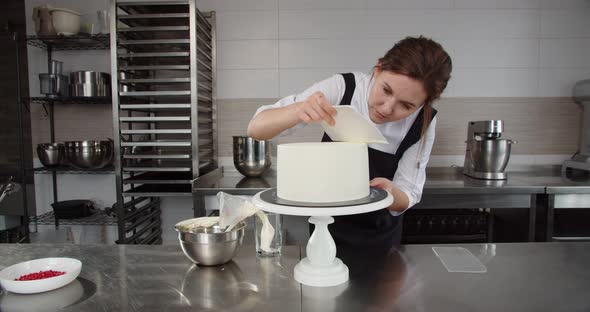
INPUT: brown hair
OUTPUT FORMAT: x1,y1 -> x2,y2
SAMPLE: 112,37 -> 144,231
377,36 -> 452,137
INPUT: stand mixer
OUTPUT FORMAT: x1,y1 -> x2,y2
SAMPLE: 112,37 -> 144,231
463,120 -> 516,180
563,79 -> 590,174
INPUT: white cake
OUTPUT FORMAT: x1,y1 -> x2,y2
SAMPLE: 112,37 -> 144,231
277,142 -> 370,203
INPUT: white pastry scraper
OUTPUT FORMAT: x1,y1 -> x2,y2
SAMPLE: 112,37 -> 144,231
320,106 -> 388,144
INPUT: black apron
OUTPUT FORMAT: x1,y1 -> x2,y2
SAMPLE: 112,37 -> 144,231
321,73 -> 437,250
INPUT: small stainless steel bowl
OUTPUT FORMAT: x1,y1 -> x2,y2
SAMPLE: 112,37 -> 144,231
176,220 -> 246,266
37,143 -> 65,167
233,136 -> 271,177
64,140 -> 113,169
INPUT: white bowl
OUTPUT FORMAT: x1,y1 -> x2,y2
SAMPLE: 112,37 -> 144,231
50,8 -> 82,36
0,258 -> 82,294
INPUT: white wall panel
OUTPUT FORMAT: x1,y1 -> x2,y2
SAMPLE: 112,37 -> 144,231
368,0 -> 452,9
218,40 -> 278,69
453,0 -> 540,9
540,0 -> 590,9
539,68 -> 590,96
279,68 -> 367,97
444,39 -> 539,68
279,39 -> 379,69
217,11 -> 278,40
217,69 -> 279,98
451,10 -> 540,38
279,0 -> 366,10
367,10 -> 454,39
540,39 -> 590,68
279,10 -> 367,39
451,68 -> 540,97
540,9 -> 590,38
196,0 -> 277,12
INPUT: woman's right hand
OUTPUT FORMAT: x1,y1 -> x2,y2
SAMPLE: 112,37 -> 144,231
295,91 -> 337,126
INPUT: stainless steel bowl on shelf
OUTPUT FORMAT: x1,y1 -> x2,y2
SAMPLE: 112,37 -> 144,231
233,136 -> 271,177
70,83 -> 111,97
64,140 -> 113,169
69,71 -> 110,85
37,143 -> 65,167
176,219 -> 246,266
69,71 -> 111,97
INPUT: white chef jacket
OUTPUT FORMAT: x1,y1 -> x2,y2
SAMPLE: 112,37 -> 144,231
254,72 -> 437,215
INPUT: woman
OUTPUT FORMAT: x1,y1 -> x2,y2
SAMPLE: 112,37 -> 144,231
247,36 -> 452,249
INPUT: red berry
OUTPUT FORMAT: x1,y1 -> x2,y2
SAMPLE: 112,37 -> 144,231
15,270 -> 66,281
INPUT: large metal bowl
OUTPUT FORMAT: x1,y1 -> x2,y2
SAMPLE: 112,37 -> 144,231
233,136 -> 271,177
64,140 -> 113,169
176,219 -> 246,266
37,143 -> 64,167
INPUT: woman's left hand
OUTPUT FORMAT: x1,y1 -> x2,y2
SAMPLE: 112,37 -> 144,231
369,178 -> 410,212
369,177 -> 395,193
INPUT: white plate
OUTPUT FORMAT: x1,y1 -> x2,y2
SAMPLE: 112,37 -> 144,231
321,106 -> 388,144
0,258 -> 82,294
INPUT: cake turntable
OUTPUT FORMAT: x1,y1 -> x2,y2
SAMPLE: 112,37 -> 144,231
252,187 -> 393,287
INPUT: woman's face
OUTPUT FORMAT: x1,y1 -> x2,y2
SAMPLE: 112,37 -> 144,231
368,68 -> 427,124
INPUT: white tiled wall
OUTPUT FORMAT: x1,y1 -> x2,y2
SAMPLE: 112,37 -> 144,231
197,0 -> 590,99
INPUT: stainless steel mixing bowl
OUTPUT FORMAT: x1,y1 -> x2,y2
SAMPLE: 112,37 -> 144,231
469,139 -> 516,172
176,220 -> 246,266
233,136 -> 271,177
64,140 -> 113,169
37,143 -> 65,167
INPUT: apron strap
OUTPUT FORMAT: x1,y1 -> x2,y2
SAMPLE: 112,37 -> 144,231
339,73 -> 356,106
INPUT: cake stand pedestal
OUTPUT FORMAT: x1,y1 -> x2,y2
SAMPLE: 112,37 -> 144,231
252,189 -> 393,287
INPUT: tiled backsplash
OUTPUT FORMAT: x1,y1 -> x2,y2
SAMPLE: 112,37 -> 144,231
31,97 -> 580,158
216,97 -> 581,157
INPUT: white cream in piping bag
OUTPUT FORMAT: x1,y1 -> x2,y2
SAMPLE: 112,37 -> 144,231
255,210 -> 275,252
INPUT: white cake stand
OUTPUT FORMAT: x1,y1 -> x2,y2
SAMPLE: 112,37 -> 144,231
252,189 -> 393,287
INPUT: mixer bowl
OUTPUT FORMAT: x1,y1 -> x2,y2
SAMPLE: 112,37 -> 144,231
469,139 -> 515,172
233,136 -> 271,177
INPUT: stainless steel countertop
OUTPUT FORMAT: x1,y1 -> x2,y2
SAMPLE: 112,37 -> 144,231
1,242 -> 589,312
0,244 -> 302,312
193,166 -> 590,195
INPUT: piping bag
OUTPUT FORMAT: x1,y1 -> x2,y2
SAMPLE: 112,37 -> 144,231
218,192 -> 275,252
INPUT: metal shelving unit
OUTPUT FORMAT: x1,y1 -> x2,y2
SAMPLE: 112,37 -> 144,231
27,96 -> 112,105
26,34 -> 110,50
33,166 -> 115,174
26,33 -> 114,226
111,0 -> 218,244
30,210 -> 118,226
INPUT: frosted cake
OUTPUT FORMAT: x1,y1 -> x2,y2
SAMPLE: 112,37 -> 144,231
277,142 -> 370,203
